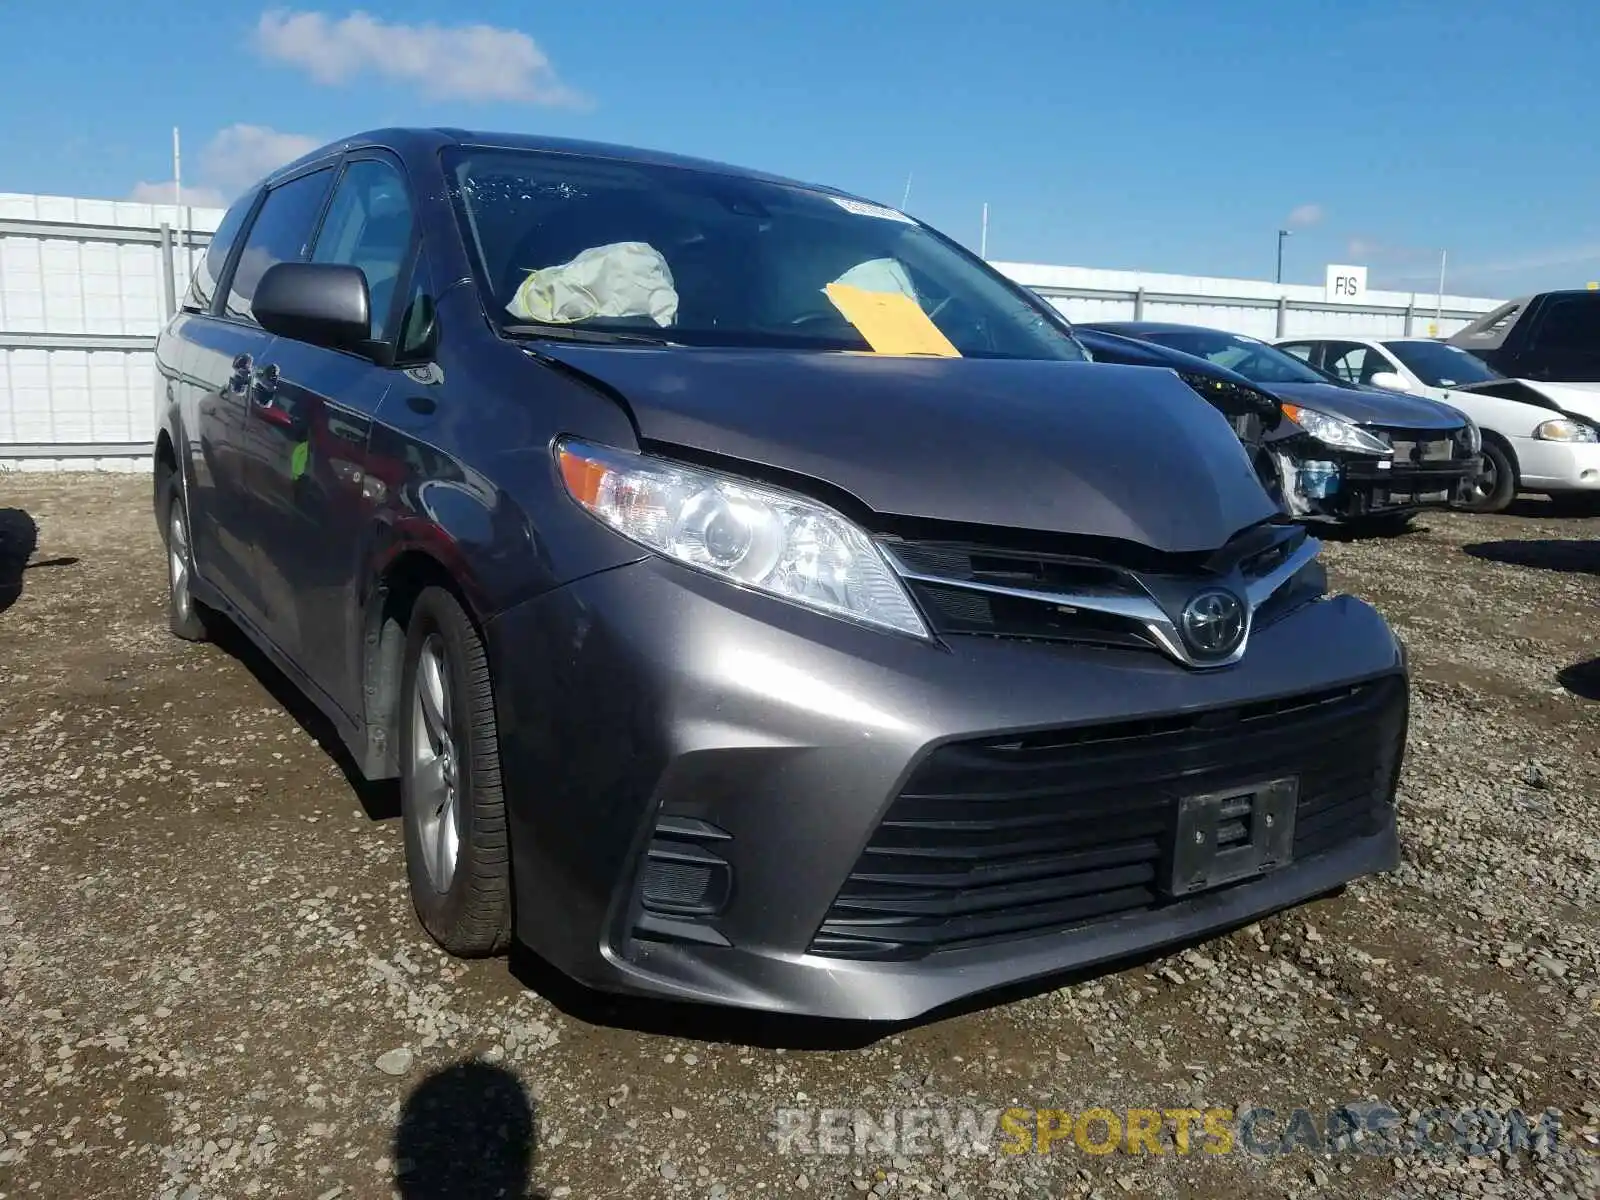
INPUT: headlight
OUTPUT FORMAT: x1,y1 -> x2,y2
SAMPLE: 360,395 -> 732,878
1280,403 -> 1393,456
1460,418 -> 1483,455
1534,418 -> 1599,443
555,438 -> 929,639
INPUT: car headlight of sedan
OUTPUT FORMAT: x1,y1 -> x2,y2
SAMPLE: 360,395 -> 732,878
1280,403 -> 1393,456
1459,417 -> 1483,455
555,438 -> 929,639
1533,418 -> 1599,443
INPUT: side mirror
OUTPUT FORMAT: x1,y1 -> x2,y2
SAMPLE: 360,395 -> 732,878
254,262 -> 373,356
1368,371 -> 1411,392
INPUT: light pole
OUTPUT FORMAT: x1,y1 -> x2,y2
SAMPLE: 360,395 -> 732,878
1276,229 -> 1292,284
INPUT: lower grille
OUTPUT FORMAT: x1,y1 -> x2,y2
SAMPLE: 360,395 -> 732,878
809,676 -> 1407,961
1344,457 -> 1471,511
632,816 -> 734,948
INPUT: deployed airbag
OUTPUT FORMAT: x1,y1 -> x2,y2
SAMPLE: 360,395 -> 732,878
507,241 -> 679,327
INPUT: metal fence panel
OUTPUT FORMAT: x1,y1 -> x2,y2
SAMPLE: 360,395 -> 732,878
0,193 -> 218,469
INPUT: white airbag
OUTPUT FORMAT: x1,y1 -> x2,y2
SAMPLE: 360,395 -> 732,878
507,241 -> 679,327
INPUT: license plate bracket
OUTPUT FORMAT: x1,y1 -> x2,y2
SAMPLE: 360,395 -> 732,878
1166,777 -> 1298,897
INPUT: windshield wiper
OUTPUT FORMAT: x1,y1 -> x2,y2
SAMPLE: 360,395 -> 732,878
501,322 -> 673,347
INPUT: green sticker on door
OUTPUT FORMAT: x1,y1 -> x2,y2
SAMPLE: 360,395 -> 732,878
290,441 -> 309,481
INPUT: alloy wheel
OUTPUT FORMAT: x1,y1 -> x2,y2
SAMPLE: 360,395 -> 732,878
169,508 -> 192,624
1470,456 -> 1499,504
411,633 -> 460,892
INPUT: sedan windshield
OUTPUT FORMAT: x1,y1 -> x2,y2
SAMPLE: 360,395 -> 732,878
444,148 -> 1084,360
1141,330 -> 1329,385
1382,340 -> 1502,387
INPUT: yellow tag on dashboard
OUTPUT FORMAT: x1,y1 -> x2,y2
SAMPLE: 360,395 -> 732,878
823,283 -> 961,358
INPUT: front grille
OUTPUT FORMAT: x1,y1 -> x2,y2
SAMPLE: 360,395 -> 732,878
881,526 -> 1309,657
1370,427 -> 1466,464
809,676 -> 1407,961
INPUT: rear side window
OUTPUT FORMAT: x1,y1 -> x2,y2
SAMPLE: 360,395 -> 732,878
183,196 -> 253,313
1531,297 -> 1600,354
311,159 -> 414,342
1324,343 -> 1384,385
225,168 -> 336,323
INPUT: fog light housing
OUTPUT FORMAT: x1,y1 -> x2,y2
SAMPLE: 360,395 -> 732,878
632,816 -> 734,948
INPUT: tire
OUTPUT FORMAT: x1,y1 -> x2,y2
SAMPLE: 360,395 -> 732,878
399,585 -> 511,957
1460,439 -> 1516,514
161,471 -> 213,642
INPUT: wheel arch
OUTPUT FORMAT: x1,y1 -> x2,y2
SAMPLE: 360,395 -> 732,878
356,539 -> 488,780
152,429 -> 179,514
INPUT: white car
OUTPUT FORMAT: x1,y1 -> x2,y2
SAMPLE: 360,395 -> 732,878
1275,336 -> 1600,512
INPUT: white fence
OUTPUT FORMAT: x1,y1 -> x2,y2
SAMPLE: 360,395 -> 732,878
0,193 -> 219,472
995,262 -> 1502,340
0,191 -> 1506,471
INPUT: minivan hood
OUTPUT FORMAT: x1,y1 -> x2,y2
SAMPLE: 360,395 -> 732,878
533,345 -> 1278,554
1267,380 -> 1465,430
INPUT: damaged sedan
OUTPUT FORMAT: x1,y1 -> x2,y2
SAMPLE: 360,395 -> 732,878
1073,325 -> 1287,506
1087,322 -> 1482,530
153,129 -> 1409,1021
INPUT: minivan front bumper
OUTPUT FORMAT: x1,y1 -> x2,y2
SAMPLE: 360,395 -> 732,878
485,556 -> 1406,1022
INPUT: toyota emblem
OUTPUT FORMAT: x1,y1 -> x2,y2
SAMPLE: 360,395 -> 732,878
1181,589 -> 1246,659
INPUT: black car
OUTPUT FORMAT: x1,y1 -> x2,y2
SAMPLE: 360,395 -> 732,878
1447,290 -> 1600,382
153,128 -> 1407,1021
1085,322 -> 1483,527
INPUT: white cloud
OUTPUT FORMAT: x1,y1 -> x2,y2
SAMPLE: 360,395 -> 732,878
255,9 -> 585,105
125,124 -> 320,210
1285,203 -> 1325,229
199,124 -> 321,195
127,181 -> 228,209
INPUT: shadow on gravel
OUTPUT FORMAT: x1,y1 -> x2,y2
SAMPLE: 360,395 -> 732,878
1317,516 -> 1423,543
1557,657 -> 1600,701
395,1059 -> 542,1200
1463,539 -> 1600,576
508,892 -> 1345,1049
207,619 -> 401,820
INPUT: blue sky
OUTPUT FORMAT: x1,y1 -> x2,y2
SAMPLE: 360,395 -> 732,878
4,1 -> 1597,297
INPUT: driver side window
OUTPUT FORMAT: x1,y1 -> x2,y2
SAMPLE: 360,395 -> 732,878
311,158 -> 414,343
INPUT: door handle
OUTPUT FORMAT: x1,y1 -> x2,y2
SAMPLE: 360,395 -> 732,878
225,353 -> 253,395
251,363 -> 281,400
248,363 -> 294,428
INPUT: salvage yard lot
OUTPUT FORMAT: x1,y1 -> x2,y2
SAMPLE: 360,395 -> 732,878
1,474 -> 1597,1200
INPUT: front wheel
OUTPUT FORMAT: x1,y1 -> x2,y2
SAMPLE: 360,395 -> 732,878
399,586 -> 512,957
1459,441 -> 1516,513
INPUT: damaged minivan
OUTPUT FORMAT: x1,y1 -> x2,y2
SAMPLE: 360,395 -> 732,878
153,129 -> 1408,1021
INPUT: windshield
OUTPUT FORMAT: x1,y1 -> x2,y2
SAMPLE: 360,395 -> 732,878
444,148 -> 1084,360
1141,330 -> 1329,385
1382,340 -> 1502,387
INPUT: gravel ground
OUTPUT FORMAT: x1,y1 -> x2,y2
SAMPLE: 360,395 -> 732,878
1,474 -> 1597,1200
